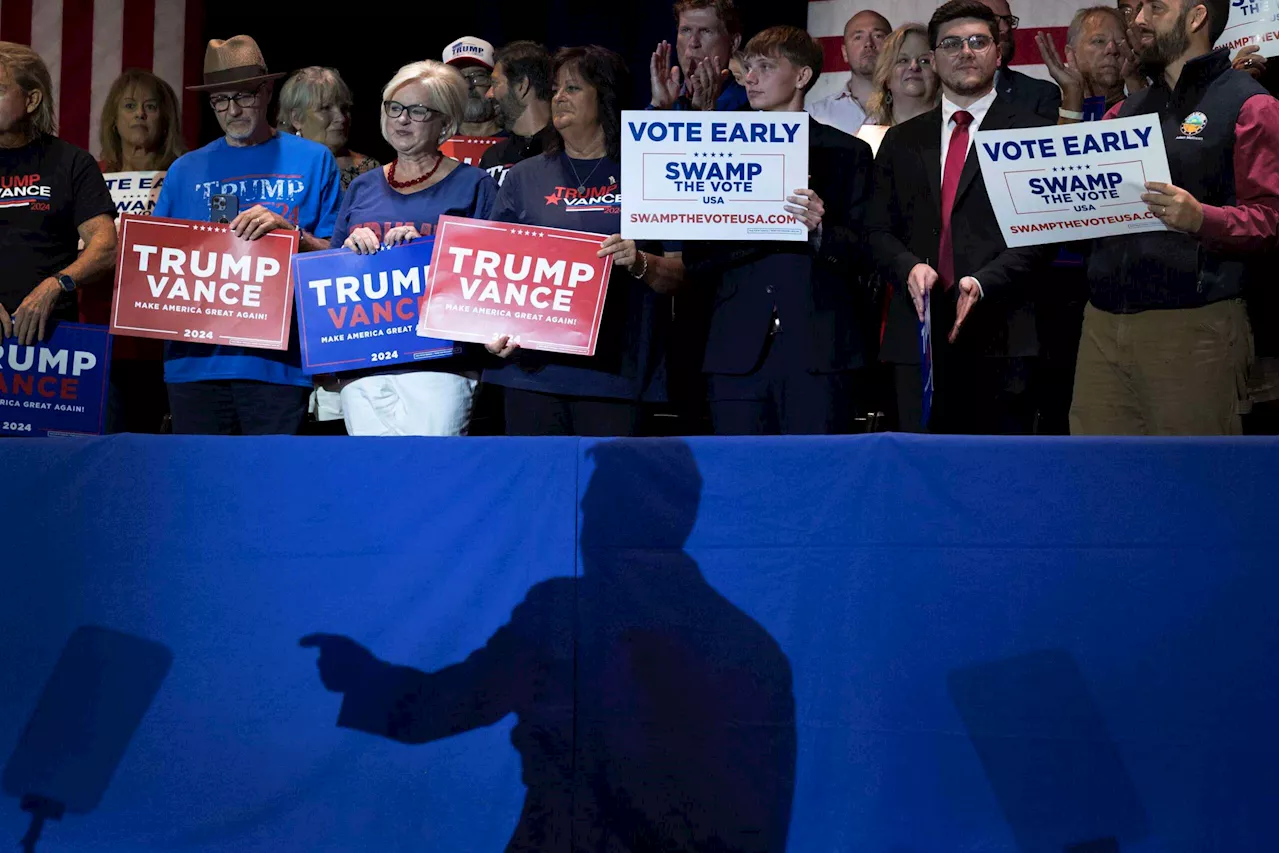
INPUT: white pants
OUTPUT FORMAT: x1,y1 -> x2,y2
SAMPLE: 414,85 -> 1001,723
339,371 -> 479,436
309,387 -> 345,422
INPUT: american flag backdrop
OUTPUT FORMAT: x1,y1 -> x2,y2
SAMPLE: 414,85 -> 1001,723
807,0 -> 1099,105
0,0 -> 205,156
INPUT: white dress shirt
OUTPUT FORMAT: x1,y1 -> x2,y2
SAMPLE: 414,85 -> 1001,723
940,86 -> 997,174
939,87 -> 998,296
807,88 -> 869,137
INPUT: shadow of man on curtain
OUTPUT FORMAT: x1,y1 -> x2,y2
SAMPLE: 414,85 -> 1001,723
301,439 -> 796,852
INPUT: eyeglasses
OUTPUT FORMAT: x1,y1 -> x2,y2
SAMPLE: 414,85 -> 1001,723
382,101 -> 442,122
209,88 -> 263,112
935,34 -> 996,55
995,14 -> 1020,28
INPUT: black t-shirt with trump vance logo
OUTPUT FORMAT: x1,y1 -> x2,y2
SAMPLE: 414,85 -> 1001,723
0,134 -> 115,313
480,124 -> 558,188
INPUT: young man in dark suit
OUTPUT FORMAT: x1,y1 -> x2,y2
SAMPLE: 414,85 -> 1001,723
683,26 -> 874,435
979,0 -> 1062,122
867,0 -> 1052,434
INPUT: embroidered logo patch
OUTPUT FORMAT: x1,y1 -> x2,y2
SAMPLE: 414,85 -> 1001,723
1180,111 -> 1207,136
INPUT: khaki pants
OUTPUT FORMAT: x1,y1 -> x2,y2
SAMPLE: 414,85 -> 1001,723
1070,300 -> 1253,436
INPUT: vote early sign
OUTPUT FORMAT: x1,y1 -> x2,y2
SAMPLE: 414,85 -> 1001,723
974,114 -> 1172,247
621,111 -> 809,241
0,322 -> 111,437
417,216 -> 612,356
1217,0 -> 1278,59
103,171 -> 165,216
111,215 -> 299,350
292,238 -> 460,375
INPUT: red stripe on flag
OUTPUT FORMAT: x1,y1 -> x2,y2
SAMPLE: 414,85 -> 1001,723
59,0 -> 95,148
1012,26 -> 1067,67
121,0 -> 155,70
819,35 -> 847,74
819,26 -> 1068,74
0,0 -> 34,44
183,0 -> 205,149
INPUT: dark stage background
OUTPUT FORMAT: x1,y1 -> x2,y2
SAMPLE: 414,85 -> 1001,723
199,1 -> 807,158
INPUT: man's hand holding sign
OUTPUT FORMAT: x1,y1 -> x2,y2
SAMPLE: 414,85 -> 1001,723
111,214 -> 299,349
1141,181 -> 1205,232
228,204 -> 296,242
974,114 -> 1173,247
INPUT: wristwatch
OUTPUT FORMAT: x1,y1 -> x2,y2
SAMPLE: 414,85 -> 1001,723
56,274 -> 77,292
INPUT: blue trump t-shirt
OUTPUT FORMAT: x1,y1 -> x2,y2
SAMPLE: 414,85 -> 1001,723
331,162 -> 498,246
152,132 -> 341,387
329,162 -> 498,377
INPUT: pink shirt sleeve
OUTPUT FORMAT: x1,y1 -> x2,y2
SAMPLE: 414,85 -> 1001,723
1196,94 -> 1280,252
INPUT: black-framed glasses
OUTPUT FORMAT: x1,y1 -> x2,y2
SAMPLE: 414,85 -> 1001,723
936,34 -> 996,55
382,100 -> 442,122
996,14 -> 1020,28
208,87 -> 263,112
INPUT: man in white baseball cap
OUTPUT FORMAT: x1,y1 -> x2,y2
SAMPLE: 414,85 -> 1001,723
443,36 -> 499,138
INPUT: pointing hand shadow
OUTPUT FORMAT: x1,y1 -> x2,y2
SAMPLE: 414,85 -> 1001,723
299,634 -> 380,693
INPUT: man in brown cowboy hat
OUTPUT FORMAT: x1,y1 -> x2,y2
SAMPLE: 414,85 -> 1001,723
151,34 -> 342,435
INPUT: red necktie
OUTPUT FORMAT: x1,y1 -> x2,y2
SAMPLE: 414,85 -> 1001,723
937,109 -> 973,291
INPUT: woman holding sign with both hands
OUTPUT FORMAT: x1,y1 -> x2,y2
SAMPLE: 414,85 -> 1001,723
327,60 -> 498,437
482,45 -> 687,437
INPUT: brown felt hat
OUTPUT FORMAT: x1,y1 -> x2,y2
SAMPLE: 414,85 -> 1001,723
186,35 -> 286,91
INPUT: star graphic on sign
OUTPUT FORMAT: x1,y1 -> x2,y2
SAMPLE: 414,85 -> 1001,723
545,193 -> 561,205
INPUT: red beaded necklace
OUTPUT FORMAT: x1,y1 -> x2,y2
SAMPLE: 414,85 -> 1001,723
387,154 -> 444,190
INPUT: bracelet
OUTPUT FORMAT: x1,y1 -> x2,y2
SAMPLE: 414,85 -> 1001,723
1058,106 -> 1084,120
630,251 -> 649,280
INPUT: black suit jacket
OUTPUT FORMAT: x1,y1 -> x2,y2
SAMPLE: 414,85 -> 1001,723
998,67 -> 1062,123
684,118 -> 874,375
867,95 -> 1052,365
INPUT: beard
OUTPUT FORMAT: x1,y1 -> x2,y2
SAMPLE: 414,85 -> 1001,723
999,33 -> 1015,67
1138,12 -> 1190,71
464,93 -> 495,124
493,91 -> 525,132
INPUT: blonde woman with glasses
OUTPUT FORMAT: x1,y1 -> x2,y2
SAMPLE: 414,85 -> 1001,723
325,60 -> 499,437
